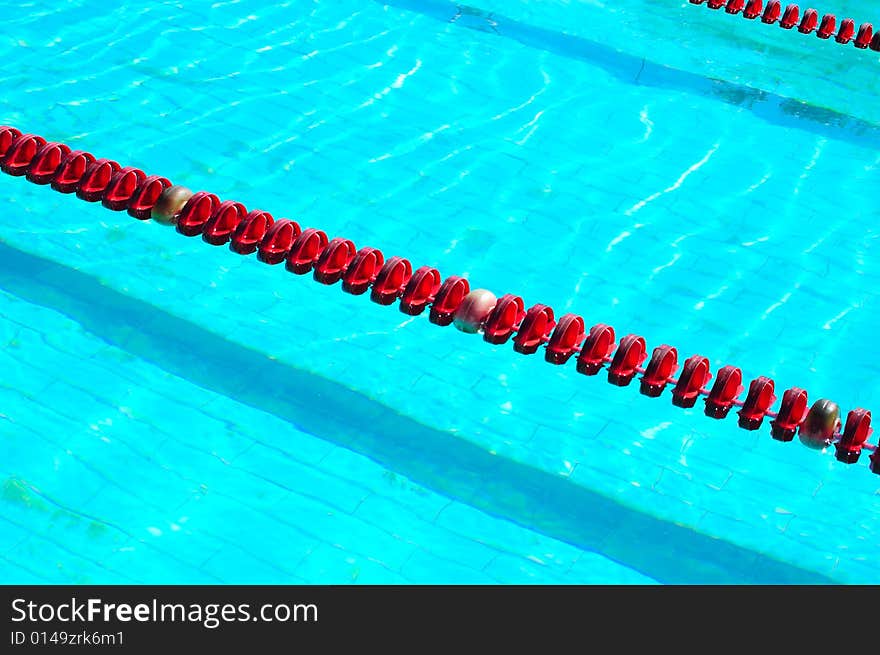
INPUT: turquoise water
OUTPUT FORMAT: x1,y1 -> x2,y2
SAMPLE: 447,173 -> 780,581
1,0 -> 879,584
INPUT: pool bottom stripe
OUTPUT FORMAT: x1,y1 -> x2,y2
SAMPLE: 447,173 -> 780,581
0,239 -> 836,584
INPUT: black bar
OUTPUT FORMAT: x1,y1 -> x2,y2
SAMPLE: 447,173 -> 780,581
0,584 -> 867,650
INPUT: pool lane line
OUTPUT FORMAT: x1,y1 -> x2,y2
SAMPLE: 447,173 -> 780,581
689,1 -> 879,51
0,125 -> 876,475
379,0 -> 880,148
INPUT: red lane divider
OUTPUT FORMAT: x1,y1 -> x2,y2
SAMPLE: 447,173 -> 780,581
1,125 -> 877,474
689,0 -> 880,52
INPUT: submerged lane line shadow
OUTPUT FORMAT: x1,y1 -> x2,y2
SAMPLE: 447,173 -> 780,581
0,239 -> 833,584
379,0 -> 880,148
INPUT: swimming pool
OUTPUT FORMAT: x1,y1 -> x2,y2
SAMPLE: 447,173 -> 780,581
1,0 -> 879,584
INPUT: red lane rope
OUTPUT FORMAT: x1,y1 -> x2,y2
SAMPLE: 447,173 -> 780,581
688,1 -> 880,51
1,126 -> 877,474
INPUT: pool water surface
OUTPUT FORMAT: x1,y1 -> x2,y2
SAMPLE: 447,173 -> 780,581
1,0 -> 879,584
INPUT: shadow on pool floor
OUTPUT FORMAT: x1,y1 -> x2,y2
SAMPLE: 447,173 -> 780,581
0,239 -> 834,584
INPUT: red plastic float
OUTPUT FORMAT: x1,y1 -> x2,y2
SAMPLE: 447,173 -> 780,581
871,32 -> 880,50
835,409 -> 872,463
743,0 -> 763,19
707,0 -> 725,9
126,175 -> 170,220
3,125 -> 878,474
25,141 -> 70,185
854,23 -> 873,48
798,8 -> 818,33
545,313 -> 586,365
780,4 -> 799,29
482,294 -> 525,345
705,365 -> 744,418
1,133 -> 45,176
313,237 -> 356,285
0,126 -> 21,159
101,167 -> 146,211
370,256 -> 412,305
230,209 -> 274,255
771,387 -> 809,441
726,0 -> 744,14
176,191 -> 220,237
429,276 -> 469,326
399,266 -> 441,315
816,14 -> 836,38
836,18 -> 855,43
285,227 -> 329,274
342,246 -> 384,294
50,150 -> 95,194
513,304 -> 555,355
202,199 -> 246,244
671,355 -> 712,408
607,334 -> 647,387
737,376 -> 776,429
258,219 -> 301,266
639,345 -> 678,398
76,158 -> 120,202
762,0 -> 782,23
577,324 -> 616,376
